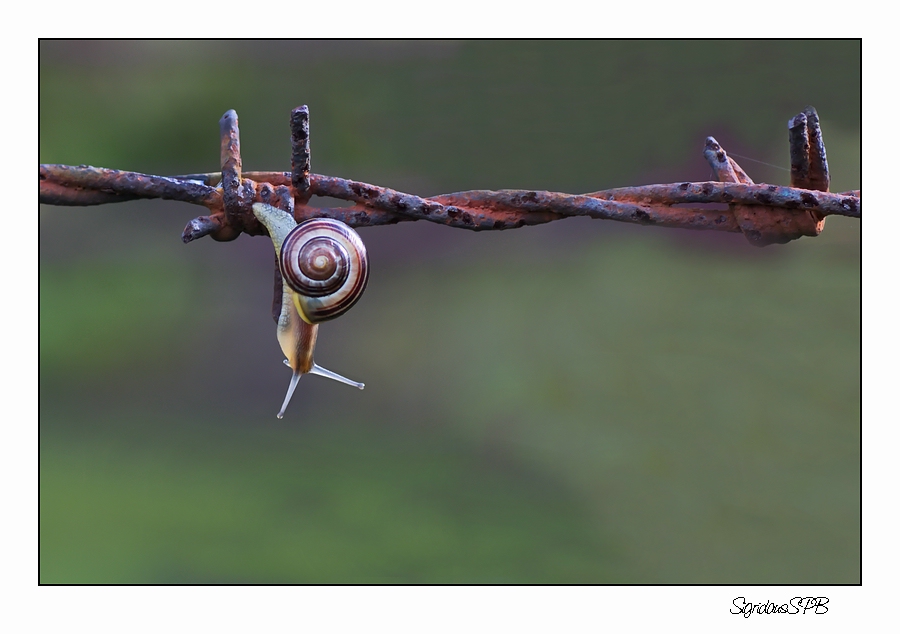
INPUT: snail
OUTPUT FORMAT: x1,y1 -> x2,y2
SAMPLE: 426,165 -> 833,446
252,202 -> 368,419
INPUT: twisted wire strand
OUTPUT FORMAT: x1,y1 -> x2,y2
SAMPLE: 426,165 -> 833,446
38,106 -> 860,248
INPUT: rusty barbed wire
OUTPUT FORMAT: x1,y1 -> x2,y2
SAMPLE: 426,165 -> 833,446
39,106 -> 860,248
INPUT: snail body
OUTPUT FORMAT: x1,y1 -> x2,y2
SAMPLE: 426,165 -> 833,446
252,202 -> 368,418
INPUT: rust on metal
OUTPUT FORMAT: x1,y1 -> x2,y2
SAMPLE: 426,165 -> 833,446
38,175 -> 140,206
704,135 -> 820,246
803,106 -> 830,192
787,107 -> 829,238
182,215 -> 225,244
789,113 -> 811,189
290,105 -> 312,204
38,106 -> 860,248
220,109 -> 243,221
39,164 -> 221,206
796,106 -> 829,234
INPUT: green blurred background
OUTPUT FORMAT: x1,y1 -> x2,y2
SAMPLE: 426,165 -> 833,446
39,41 -> 860,583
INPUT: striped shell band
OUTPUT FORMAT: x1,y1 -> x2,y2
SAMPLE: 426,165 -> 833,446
279,218 -> 369,323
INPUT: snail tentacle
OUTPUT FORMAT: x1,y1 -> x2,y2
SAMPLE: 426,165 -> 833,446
309,364 -> 365,389
277,371 -> 303,420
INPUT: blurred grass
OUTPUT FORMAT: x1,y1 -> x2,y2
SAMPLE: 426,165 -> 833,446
358,221 -> 860,583
40,414 -> 623,583
39,40 -> 860,584
39,260 -> 192,375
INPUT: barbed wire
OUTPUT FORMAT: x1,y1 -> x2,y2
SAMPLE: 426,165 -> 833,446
39,105 -> 859,248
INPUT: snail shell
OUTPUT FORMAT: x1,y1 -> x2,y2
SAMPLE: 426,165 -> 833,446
280,219 -> 369,324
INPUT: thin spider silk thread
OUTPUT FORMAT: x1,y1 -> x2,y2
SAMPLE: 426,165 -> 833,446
727,152 -> 790,172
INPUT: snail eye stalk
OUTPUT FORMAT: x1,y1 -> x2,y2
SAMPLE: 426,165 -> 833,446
308,364 -> 365,390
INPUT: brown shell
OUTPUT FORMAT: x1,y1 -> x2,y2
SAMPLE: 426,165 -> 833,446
279,219 -> 368,323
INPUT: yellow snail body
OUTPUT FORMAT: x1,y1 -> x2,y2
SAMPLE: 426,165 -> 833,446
252,202 -> 368,418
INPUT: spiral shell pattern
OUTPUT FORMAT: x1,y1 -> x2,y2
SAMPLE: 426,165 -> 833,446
279,218 -> 369,323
